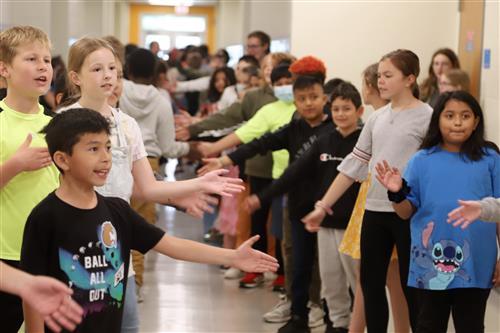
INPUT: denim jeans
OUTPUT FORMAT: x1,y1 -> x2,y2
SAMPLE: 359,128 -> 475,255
121,277 -> 140,333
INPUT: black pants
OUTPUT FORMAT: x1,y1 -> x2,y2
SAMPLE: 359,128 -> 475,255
0,260 -> 24,333
360,210 -> 418,332
416,288 -> 490,333
290,217 -> 317,318
248,176 -> 273,253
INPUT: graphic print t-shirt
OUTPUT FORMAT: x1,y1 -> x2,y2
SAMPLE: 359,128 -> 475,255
20,192 -> 165,333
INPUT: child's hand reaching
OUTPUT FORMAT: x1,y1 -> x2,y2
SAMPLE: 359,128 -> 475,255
231,235 -> 279,273
21,276 -> 83,332
447,200 -> 482,229
199,169 -> 245,197
375,160 -> 403,192
197,158 -> 223,176
243,194 -> 261,213
301,207 -> 326,233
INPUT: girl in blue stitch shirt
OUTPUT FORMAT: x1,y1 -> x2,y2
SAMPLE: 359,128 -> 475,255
376,91 -> 500,333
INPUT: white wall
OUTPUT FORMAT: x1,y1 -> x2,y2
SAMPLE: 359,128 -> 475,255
480,1 -> 499,145
290,1 -> 459,117
215,0 -> 291,48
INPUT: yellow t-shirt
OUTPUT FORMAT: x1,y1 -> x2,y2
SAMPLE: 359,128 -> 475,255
0,100 -> 59,261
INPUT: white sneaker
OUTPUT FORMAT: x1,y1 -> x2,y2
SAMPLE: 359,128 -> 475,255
308,302 -> 324,328
263,271 -> 278,281
263,298 -> 292,323
224,267 -> 243,279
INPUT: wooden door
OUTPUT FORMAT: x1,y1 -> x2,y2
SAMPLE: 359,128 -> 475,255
458,0 -> 485,98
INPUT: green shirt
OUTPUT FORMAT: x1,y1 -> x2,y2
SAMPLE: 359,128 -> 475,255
234,100 -> 296,179
0,100 -> 59,261
189,85 -> 277,179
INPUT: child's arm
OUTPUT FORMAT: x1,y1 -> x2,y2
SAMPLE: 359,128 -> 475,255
196,133 -> 242,158
24,302 -> 45,333
132,158 -> 244,202
374,160 -> 415,219
245,140 -> 317,213
198,124 -> 291,176
0,134 -> 52,188
153,234 -> 279,273
302,173 -> 355,232
1,262 -> 82,332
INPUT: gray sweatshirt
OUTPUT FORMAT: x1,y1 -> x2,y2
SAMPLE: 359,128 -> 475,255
338,102 -> 433,212
120,79 -> 189,158
480,197 -> 500,222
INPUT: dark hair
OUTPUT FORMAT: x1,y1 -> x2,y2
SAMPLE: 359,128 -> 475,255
153,60 -> 168,88
127,48 -> 157,81
420,48 -> 460,102
207,67 -> 237,103
420,91 -> 499,161
380,49 -> 420,98
51,55 -> 67,81
324,78 -> 345,96
330,81 -> 362,108
53,74 -> 70,107
247,30 -> 271,54
293,75 -> 324,92
271,63 -> 292,85
198,44 -> 210,59
238,55 -> 259,68
41,108 -> 110,172
242,65 -> 260,78
215,49 -> 230,64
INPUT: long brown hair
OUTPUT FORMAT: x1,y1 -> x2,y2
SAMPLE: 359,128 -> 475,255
420,48 -> 460,102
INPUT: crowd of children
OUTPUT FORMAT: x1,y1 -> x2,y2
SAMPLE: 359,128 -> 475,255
0,24 -> 498,333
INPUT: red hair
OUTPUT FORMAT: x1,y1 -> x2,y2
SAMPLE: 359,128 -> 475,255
289,56 -> 326,76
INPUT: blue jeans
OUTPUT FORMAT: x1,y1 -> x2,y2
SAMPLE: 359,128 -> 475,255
121,277 -> 139,333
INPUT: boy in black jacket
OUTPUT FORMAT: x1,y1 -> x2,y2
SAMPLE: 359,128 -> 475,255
248,82 -> 364,333
201,75 -> 338,332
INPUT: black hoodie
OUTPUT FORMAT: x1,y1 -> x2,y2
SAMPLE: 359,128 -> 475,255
257,127 -> 362,228
228,112 -> 334,219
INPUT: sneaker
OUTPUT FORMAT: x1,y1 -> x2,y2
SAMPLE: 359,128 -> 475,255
277,315 -> 310,333
263,297 -> 291,323
263,271 -> 278,281
308,302 -> 324,328
224,267 -> 243,279
325,325 -> 348,333
239,272 -> 264,288
272,274 -> 285,293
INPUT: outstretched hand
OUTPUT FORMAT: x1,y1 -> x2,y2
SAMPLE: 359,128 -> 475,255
231,235 -> 279,273
21,276 -> 83,332
301,208 -> 326,233
375,160 -> 402,192
197,158 -> 223,177
243,194 -> 261,214
199,169 -> 244,197
172,193 -> 218,219
447,200 -> 482,229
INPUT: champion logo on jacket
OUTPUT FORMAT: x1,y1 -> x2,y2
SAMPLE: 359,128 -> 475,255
319,153 -> 344,162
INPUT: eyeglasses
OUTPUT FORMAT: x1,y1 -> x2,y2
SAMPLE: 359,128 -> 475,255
246,44 -> 262,49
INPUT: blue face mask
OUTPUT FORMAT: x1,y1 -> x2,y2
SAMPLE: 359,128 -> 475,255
273,84 -> 294,103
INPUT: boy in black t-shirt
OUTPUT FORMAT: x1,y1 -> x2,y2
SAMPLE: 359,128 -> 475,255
20,108 -> 279,333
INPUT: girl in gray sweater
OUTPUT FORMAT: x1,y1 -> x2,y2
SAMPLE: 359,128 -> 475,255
302,49 -> 432,332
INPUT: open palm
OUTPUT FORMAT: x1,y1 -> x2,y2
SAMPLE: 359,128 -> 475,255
233,236 -> 279,273
375,160 -> 402,192
200,169 -> 245,197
